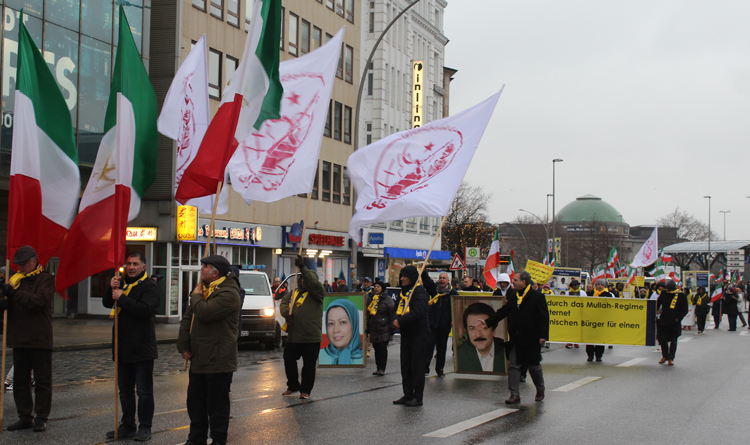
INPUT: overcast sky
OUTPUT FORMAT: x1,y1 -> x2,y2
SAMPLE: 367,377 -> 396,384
443,1 -> 750,241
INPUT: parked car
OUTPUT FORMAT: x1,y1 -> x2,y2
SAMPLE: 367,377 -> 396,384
237,270 -> 279,349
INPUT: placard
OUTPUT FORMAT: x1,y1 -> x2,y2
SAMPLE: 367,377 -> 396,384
452,292 -> 508,375
318,294 -> 367,368
526,260 -> 554,285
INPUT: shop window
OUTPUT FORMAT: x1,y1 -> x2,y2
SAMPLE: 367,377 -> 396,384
333,164 -> 341,203
322,162 -> 331,201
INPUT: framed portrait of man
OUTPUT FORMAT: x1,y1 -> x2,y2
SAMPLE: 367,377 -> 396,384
452,293 -> 508,375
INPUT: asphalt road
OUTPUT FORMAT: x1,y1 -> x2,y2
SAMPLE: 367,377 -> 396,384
1,317 -> 747,445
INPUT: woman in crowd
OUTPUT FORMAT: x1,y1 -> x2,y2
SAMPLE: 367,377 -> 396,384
366,281 -> 395,375
692,286 -> 710,334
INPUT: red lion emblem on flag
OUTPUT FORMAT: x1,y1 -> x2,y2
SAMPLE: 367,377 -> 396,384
365,125 -> 463,210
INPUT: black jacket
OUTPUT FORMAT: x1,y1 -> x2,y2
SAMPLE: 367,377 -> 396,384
396,285 -> 431,337
693,291 -> 710,316
492,286 -> 517,300
486,286 -> 549,366
423,275 -> 456,331
366,292 -> 395,344
656,290 -> 688,337
103,272 -> 159,363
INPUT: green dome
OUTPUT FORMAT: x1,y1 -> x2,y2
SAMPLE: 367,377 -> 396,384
556,195 -> 625,224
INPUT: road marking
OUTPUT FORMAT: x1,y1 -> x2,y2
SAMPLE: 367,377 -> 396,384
423,408 -> 517,438
679,337 -> 693,343
551,376 -> 601,392
740,331 -> 748,336
454,373 -> 502,381
616,357 -> 646,367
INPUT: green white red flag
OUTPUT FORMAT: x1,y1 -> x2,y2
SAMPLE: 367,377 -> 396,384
483,230 -> 501,288
606,246 -> 618,278
710,286 -> 723,303
56,7 -> 158,294
7,16 -> 79,266
507,250 -> 516,282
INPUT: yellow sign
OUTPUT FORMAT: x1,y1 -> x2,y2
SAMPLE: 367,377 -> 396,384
547,295 -> 656,346
526,260 -> 554,285
635,276 -> 645,287
411,61 -> 423,128
176,205 -> 198,241
126,227 -> 157,241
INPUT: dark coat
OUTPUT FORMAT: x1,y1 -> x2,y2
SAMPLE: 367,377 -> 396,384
422,275 -> 456,331
693,291 -> 710,316
5,272 -> 55,350
396,285 -> 430,337
366,293 -> 395,344
656,290 -> 688,338
279,267 -> 325,343
102,272 -> 159,363
492,286 -> 516,300
177,272 -> 242,374
486,286 -> 549,366
722,291 -> 740,316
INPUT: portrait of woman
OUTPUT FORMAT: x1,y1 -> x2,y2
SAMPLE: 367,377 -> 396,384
319,298 -> 364,365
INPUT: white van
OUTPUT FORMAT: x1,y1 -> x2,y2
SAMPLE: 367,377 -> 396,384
237,270 -> 280,349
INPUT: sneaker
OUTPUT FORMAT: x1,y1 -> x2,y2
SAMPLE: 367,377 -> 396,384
106,425 -> 137,438
565,344 -> 573,349
33,419 -> 47,432
7,419 -> 34,431
134,428 -> 152,441
299,392 -> 310,399
281,389 -> 298,397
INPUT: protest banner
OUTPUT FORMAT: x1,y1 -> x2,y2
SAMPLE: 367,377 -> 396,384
526,260 -> 554,285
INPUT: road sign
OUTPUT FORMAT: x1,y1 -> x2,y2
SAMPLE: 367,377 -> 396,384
465,247 -> 481,264
450,254 -> 466,270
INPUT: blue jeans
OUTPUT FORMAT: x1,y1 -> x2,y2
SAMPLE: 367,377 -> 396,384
118,360 -> 154,430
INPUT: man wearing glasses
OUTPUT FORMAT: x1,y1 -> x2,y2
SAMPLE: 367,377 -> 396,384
456,302 -> 505,373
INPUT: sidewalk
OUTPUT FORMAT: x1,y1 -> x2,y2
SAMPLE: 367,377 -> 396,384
50,318 -> 180,351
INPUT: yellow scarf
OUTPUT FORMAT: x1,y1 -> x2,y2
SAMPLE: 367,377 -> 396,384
8,265 -> 43,289
428,285 -> 452,306
281,289 -> 309,332
202,276 -> 226,300
110,271 -> 149,318
516,285 -> 531,306
593,288 -> 606,297
542,289 -> 553,295
669,289 -> 680,309
397,285 -> 420,315
695,294 -> 706,306
367,294 -> 381,315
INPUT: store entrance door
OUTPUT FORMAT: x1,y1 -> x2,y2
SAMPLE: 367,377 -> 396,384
181,268 -> 200,316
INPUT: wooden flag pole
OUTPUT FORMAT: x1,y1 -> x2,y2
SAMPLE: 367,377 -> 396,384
405,215 -> 448,309
0,259 -> 8,432
113,266 -> 120,439
289,192 -> 313,316
183,181 -> 223,372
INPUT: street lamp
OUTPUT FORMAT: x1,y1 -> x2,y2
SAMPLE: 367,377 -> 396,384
552,159 -> 563,264
520,208 -> 549,260
719,210 -> 730,241
704,196 -> 711,271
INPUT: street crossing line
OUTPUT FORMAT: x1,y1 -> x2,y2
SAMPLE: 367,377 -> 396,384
423,408 -> 518,438
679,337 -> 693,343
551,376 -> 601,392
616,358 -> 646,367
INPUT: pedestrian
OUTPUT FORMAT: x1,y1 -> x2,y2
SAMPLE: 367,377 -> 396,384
462,276 -> 480,291
650,282 -> 665,300
280,255 -> 325,399
735,285 -> 747,328
565,279 -> 585,349
177,255 -> 242,445
481,271 -> 548,404
422,271 -> 456,378
337,278 -> 349,292
541,284 -> 553,296
271,276 -> 287,297
493,273 -> 515,299
585,279 -> 612,362
0,245 -> 55,432
693,286 -> 710,334
366,280 -> 395,376
323,280 -> 332,293
656,280 -> 688,365
102,251 -> 159,441
392,266 -> 431,407
711,288 -> 722,329
723,285 -> 742,331
354,279 -> 362,292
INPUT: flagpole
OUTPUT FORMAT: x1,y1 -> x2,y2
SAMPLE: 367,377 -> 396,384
113,266 -> 120,440
290,192 -> 313,316
0,259 -> 7,432
405,215 -> 448,309
183,181 -> 223,372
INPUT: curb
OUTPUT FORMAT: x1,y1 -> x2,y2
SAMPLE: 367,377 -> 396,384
53,338 -> 178,352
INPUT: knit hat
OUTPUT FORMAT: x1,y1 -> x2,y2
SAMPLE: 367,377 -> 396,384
666,280 -> 677,292
569,279 -> 580,288
201,255 -> 230,277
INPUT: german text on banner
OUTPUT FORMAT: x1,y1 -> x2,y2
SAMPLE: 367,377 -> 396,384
56,7 -> 158,295
227,27 -> 345,204
347,90 -> 503,242
547,295 -> 657,346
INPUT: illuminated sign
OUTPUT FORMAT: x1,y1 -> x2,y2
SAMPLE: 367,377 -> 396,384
198,225 -> 258,243
176,206 -> 198,241
412,61 -> 423,128
309,233 -> 345,247
126,227 -> 158,241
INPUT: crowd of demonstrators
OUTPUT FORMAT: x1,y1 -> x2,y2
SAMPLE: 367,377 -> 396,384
422,272 -> 457,378
655,280 -> 688,365
366,280 -> 395,376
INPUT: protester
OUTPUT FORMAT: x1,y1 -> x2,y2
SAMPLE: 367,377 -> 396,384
711,289 -> 722,329
323,280 -> 333,293
423,272 -> 456,378
585,283 -> 594,293
585,279 -> 612,362
462,276 -> 480,291
280,255 -> 325,399
638,288 -> 648,299
0,246 -> 55,432
481,271 -> 549,404
102,251 -> 159,441
493,273 -> 515,300
723,285 -> 742,331
337,278 -> 349,292
541,284 -> 553,296
366,280 -> 395,376
361,277 -> 373,297
650,282 -> 665,300
392,266 -> 431,407
565,279 -> 585,349
353,279 -> 362,292
608,283 -> 620,298
692,286 -> 710,334
656,280 -> 688,365
177,255 -> 242,445
735,285 -> 747,328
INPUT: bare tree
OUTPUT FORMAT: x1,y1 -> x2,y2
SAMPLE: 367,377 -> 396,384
658,207 -> 718,243
442,182 -> 495,257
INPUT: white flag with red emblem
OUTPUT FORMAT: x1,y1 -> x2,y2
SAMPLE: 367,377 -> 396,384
347,90 -> 502,241
630,225 -> 658,268
227,28 -> 345,204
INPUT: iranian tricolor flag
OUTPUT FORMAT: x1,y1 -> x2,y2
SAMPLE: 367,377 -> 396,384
659,248 -> 672,263
7,18 -> 79,266
56,7 -> 158,294
175,0 -> 283,203
710,286 -> 723,303
507,250 -> 516,282
592,265 -> 606,282
606,246 -> 618,278
483,230 -> 501,288
651,260 -> 667,282
669,270 -> 681,283
626,265 -> 637,286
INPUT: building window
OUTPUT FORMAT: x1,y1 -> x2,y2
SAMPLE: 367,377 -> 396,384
326,0 -> 334,11
324,100 -> 332,137
225,55 -> 238,88
279,7 -> 285,49
344,45 -> 353,83
245,0 -> 253,31
333,102 -> 342,141
193,0 -> 206,11
208,48 -> 222,99
322,162 -> 331,201
346,0 -> 355,22
312,26 -> 322,49
227,0 -> 239,26
366,123 -> 372,146
405,218 -> 417,232
369,11 -> 375,32
367,72 -> 373,96
210,0 -> 223,19
288,13 -> 298,56
343,106 -> 352,144
332,164 -> 341,203
343,167 -> 350,205
390,220 -> 403,229
336,0 -> 344,17
336,43 -> 344,79
312,165 -> 319,199
300,19 -> 310,55
420,217 -> 429,231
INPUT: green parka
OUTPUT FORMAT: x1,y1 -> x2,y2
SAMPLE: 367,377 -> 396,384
280,266 -> 325,343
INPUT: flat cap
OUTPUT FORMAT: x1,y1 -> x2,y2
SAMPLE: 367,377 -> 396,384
13,245 -> 37,265
201,255 -> 230,277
